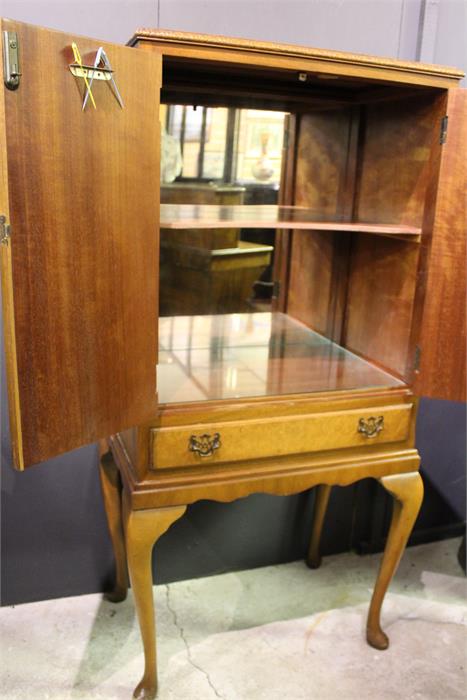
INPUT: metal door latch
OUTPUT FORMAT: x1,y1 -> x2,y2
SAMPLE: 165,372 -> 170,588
440,115 -> 448,144
0,215 -> 11,245
3,31 -> 21,90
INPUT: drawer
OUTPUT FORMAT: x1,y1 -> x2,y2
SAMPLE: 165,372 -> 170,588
150,403 -> 413,470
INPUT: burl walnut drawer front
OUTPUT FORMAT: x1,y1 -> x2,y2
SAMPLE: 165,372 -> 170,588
150,403 -> 413,469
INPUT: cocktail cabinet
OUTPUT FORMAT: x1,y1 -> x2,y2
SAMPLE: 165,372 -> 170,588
1,18 -> 465,700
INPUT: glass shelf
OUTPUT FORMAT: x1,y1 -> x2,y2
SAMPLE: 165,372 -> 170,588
160,204 -> 421,240
158,312 -> 405,404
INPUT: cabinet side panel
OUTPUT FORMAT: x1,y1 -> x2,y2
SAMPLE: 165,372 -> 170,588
343,235 -> 419,377
287,109 -> 356,338
414,89 -> 467,401
3,20 -> 162,466
357,94 -> 442,226
344,92 -> 446,379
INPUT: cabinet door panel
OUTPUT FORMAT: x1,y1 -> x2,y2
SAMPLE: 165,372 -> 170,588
0,19 -> 161,467
414,88 -> 466,401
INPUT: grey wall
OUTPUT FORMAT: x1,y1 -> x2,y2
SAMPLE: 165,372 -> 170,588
0,0 -> 158,43
160,0 -> 415,57
1,0 -> 466,605
420,0 -> 467,75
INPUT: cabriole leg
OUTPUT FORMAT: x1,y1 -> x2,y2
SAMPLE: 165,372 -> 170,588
123,497 -> 187,700
306,484 -> 332,569
366,472 -> 423,650
99,447 -> 129,603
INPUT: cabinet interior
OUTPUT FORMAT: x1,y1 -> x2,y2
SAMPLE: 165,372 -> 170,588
157,56 -> 447,404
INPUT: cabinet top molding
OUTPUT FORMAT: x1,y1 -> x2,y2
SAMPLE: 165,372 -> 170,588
129,28 -> 464,88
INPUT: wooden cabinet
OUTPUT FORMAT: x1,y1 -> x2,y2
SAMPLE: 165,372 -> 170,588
1,19 -> 465,700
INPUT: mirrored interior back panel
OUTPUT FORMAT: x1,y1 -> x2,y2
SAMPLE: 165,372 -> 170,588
160,104 -> 285,317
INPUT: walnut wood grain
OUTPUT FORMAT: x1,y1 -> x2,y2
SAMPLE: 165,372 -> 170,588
343,235 -> 420,378
293,111 -> 357,222
357,95 -> 441,227
1,19 -> 162,467
414,89 -> 467,401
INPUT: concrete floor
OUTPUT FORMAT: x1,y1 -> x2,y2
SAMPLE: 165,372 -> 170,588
1,538 -> 466,700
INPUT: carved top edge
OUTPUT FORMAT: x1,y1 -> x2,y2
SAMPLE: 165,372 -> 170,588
129,28 -> 464,81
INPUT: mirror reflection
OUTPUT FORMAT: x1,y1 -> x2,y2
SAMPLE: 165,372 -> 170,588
160,105 -> 287,316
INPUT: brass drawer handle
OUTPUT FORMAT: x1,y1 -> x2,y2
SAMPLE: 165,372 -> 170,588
189,432 -> 221,457
358,416 -> 384,438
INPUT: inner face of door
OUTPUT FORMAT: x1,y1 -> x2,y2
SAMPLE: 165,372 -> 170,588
157,56 -> 445,405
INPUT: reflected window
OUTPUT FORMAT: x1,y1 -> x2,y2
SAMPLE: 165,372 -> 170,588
163,105 -> 286,185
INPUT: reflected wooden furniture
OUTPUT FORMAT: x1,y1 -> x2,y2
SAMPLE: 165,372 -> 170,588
161,183 -> 246,204
1,20 -> 465,700
160,240 -> 273,315
158,202 -> 418,315
160,184 -> 273,314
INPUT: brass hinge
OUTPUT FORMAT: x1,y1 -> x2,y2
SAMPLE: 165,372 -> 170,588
440,115 -> 448,144
414,345 -> 421,372
2,31 -> 21,90
272,280 -> 281,298
0,215 -> 11,245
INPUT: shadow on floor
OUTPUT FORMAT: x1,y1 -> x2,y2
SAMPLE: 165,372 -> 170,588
71,595 -> 136,696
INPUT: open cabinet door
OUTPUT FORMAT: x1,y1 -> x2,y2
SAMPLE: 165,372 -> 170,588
414,88 -> 467,402
0,19 -> 161,468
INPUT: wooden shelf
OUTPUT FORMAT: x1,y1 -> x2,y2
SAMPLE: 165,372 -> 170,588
160,204 -> 422,240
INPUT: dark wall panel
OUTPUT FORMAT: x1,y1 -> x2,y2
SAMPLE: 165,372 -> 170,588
416,398 -> 466,523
